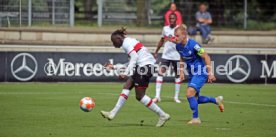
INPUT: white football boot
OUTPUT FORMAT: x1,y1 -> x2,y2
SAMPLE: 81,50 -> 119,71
174,98 -> 181,103
100,111 -> 115,121
156,113 -> 170,127
187,118 -> 201,125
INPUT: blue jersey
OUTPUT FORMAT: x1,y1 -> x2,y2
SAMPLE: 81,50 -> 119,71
175,39 -> 207,76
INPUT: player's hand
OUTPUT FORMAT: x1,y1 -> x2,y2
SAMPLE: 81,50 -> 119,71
104,62 -> 114,70
119,74 -> 127,80
208,74 -> 216,83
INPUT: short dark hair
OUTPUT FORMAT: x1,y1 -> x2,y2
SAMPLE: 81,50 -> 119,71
169,12 -> 177,19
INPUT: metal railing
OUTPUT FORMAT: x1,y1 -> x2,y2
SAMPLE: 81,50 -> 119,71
0,0 -> 275,30
0,0 -> 74,27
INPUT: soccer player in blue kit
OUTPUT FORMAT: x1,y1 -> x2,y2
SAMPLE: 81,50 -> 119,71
174,25 -> 224,124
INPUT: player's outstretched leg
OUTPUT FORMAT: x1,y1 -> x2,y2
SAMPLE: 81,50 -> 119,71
186,87 -> 201,124
174,77 -> 181,103
197,95 -> 224,112
100,89 -> 130,120
136,87 -> 170,127
153,75 -> 163,103
197,96 -> 216,104
101,78 -> 134,121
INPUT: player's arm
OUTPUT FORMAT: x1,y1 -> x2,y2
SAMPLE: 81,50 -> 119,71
154,38 -> 165,59
179,57 -> 185,81
122,51 -> 138,78
198,49 -> 216,83
104,62 -> 114,70
104,61 -> 128,71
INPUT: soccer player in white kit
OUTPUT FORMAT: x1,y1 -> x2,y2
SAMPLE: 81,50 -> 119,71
100,28 -> 170,127
153,13 -> 181,103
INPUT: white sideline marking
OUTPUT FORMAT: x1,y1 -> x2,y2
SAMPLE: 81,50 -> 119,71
96,92 -> 276,107
224,101 -> 276,107
0,92 -> 65,95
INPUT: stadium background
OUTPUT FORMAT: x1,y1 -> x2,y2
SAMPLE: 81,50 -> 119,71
0,0 -> 275,137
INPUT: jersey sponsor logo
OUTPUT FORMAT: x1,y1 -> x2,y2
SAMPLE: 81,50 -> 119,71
11,53 -> 38,81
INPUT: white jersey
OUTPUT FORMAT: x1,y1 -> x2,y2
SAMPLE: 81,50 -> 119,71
121,37 -> 156,66
161,25 -> 180,61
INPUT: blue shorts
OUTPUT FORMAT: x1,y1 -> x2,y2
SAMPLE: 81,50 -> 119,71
188,74 -> 207,95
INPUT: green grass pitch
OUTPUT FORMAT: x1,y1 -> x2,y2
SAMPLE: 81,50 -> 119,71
0,83 -> 275,137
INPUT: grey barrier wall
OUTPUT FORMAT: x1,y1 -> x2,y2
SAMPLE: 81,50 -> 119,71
0,52 -> 275,84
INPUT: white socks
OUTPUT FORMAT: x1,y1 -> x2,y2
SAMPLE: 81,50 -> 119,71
111,89 -> 130,115
140,95 -> 166,117
110,90 -> 167,117
174,78 -> 181,99
155,76 -> 163,99
155,76 -> 181,100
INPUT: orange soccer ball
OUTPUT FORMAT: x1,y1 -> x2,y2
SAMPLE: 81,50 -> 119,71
80,97 -> 95,112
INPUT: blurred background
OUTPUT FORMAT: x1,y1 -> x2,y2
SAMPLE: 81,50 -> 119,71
0,0 -> 275,30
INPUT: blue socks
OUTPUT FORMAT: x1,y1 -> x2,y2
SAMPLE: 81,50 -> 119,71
187,97 -> 198,118
198,96 -> 217,104
187,96 -> 217,118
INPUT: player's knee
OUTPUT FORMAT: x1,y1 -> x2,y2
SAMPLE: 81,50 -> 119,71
186,93 -> 193,98
186,88 -> 196,98
158,67 -> 166,75
123,78 -> 134,90
123,84 -> 133,90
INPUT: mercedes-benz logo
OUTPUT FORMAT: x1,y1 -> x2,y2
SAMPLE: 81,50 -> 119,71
225,55 -> 251,83
11,53 -> 38,81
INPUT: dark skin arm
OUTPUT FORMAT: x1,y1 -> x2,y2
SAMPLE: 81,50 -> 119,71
154,37 -> 178,59
154,38 -> 165,59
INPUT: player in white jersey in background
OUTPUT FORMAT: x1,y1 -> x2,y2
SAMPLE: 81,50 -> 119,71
101,27 -> 170,127
153,13 -> 181,103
